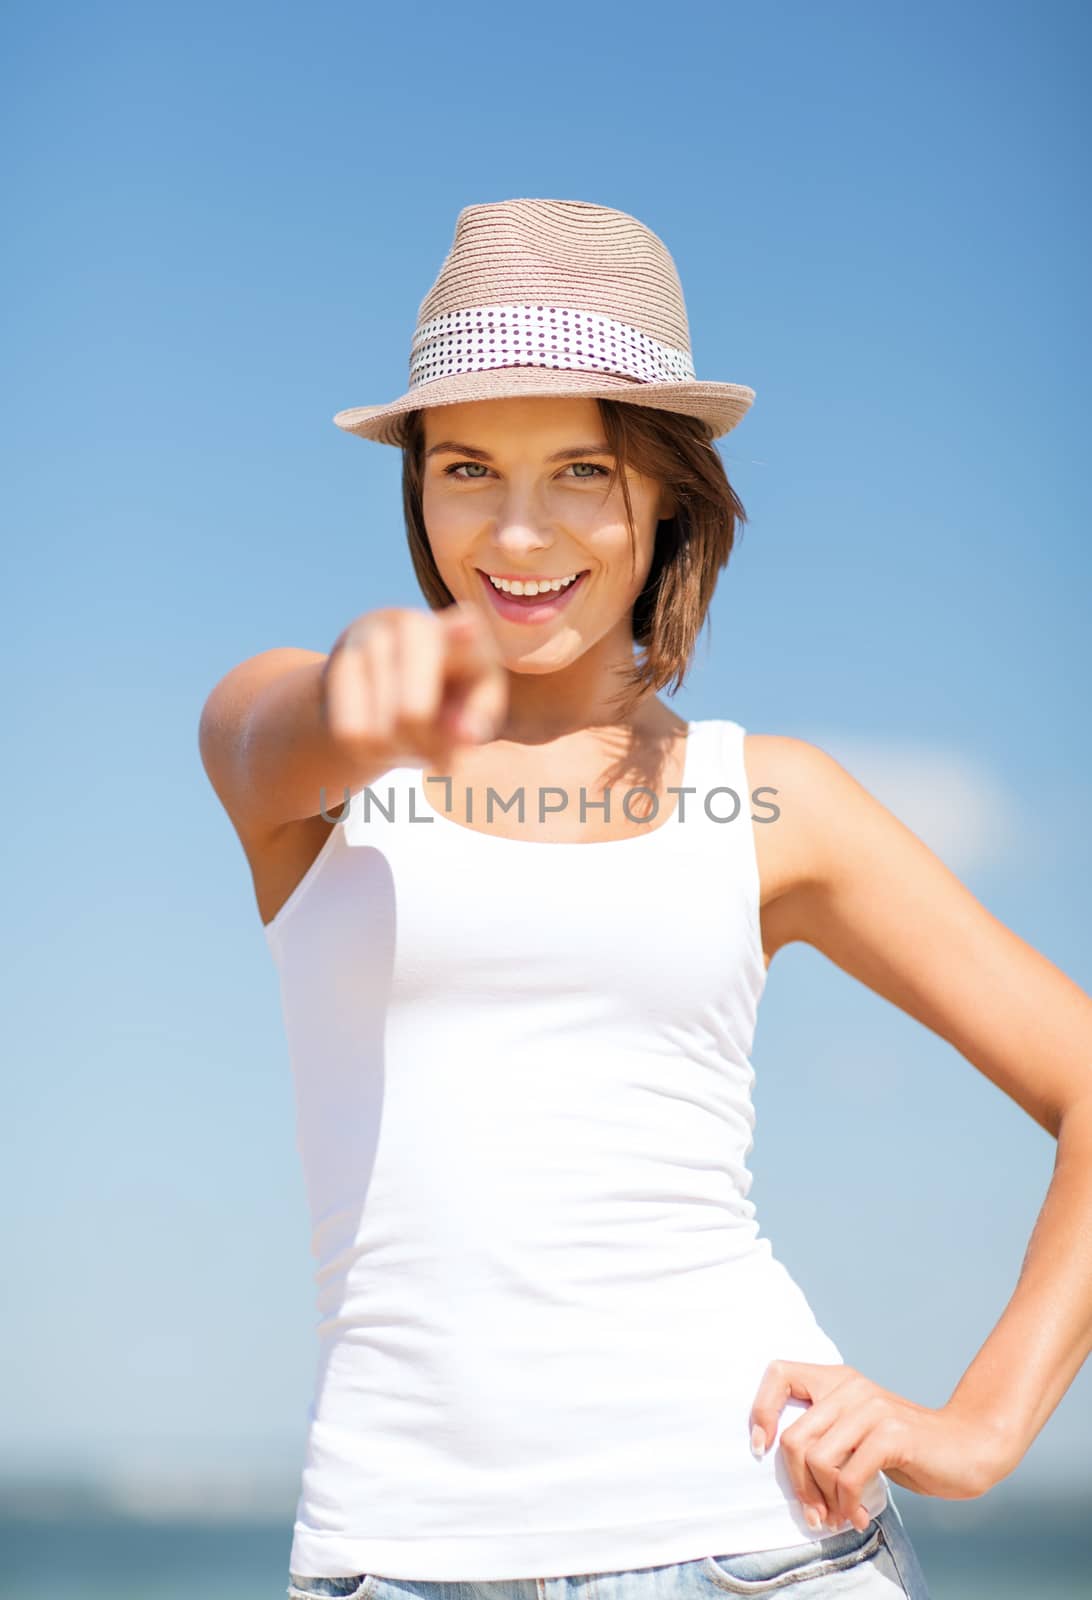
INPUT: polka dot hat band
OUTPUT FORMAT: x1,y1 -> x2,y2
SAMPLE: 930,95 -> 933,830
332,197 -> 756,447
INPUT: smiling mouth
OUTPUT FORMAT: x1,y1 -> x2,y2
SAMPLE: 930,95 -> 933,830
476,568 -> 590,614
480,569 -> 589,593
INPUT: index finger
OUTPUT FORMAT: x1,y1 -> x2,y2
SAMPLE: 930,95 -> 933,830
437,604 -> 508,740
439,602 -> 505,684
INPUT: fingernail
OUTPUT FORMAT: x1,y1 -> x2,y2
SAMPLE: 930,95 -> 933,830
804,1506 -> 823,1530
750,1425 -> 766,1459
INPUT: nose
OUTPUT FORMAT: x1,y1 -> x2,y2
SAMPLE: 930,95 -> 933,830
486,490 -> 557,561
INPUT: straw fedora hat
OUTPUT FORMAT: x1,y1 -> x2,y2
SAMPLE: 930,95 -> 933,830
332,197 -> 755,448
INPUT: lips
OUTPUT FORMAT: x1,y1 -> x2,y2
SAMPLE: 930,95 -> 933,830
477,568 -> 589,623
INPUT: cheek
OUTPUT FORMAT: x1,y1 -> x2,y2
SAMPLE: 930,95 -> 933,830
578,479 -> 660,546
582,509 -> 659,576
421,493 -> 477,560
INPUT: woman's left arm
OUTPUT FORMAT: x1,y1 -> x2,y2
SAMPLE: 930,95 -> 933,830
747,735 -> 1092,1531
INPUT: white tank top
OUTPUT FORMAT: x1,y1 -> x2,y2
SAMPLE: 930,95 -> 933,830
264,718 -> 889,1581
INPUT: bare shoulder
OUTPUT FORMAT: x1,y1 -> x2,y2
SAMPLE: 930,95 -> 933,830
742,732 -> 859,884
198,645 -> 346,928
741,732 -> 884,963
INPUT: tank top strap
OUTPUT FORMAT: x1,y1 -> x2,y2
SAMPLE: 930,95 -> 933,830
334,761 -> 421,849
678,717 -> 752,837
680,720 -> 766,986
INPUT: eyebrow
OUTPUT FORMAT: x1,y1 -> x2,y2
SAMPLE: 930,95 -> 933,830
424,441 -> 614,464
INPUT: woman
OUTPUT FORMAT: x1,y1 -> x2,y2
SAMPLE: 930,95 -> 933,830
199,200 -> 1092,1600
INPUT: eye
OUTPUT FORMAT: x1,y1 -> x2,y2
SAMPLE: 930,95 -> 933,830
442,461 -> 610,480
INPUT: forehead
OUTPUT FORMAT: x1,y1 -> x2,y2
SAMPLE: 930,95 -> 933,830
421,394 -> 607,451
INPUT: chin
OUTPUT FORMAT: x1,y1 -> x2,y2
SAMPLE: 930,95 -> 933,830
502,641 -> 584,673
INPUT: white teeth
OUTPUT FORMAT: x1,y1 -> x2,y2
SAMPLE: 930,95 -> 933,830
487,572 -> 582,596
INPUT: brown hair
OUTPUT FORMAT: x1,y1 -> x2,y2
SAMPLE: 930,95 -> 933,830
399,399 -> 749,720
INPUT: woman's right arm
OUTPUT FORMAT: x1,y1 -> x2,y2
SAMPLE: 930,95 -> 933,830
199,646 -> 367,836
197,604 -> 507,840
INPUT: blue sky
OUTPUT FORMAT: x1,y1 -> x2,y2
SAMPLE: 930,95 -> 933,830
3,0 -> 1089,1512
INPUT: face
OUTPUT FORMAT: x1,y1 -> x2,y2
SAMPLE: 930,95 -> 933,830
420,396 -> 675,674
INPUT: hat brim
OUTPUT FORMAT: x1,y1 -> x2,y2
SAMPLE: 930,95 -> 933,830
332,366 -> 755,447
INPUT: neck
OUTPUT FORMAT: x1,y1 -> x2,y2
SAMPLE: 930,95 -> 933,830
496,619 -> 678,745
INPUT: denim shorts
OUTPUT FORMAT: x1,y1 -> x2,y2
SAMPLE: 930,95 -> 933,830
287,1495 -> 931,1599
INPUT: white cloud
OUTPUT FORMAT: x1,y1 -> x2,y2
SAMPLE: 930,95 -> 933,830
806,734 -> 1020,874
